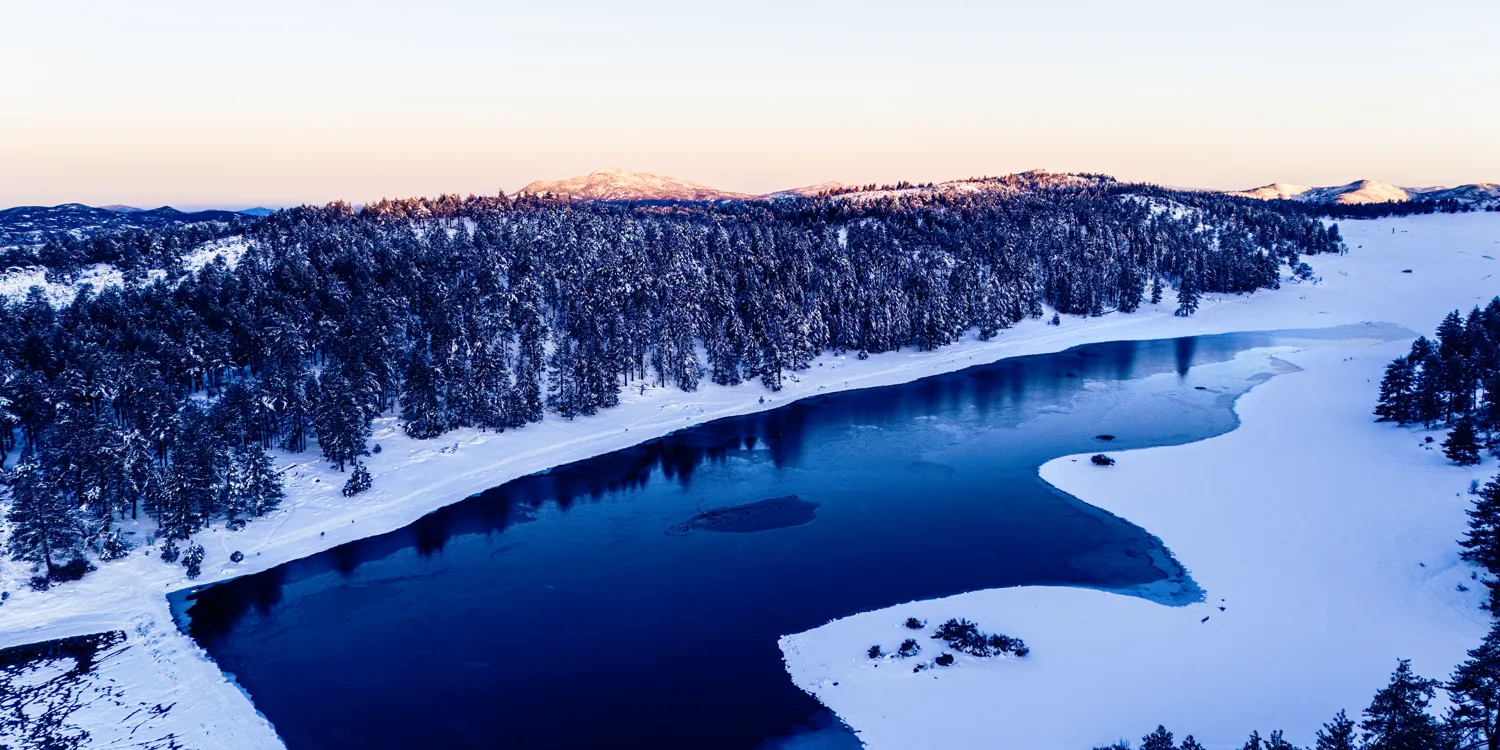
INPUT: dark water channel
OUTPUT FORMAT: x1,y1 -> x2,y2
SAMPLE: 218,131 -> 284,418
173,326 -> 1396,749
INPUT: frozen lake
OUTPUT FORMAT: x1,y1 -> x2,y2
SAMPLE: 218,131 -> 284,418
172,330 -> 1366,749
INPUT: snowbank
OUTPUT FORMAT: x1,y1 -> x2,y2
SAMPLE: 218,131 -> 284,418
1,213 -> 1497,748
780,214 -> 1500,748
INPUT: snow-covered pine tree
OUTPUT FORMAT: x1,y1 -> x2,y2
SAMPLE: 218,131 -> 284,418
342,461 -> 372,497
4,459 -> 84,579
228,445 -> 284,519
182,542 -> 205,578
400,345 -> 446,439
1175,263 -> 1200,317
316,362 -> 372,468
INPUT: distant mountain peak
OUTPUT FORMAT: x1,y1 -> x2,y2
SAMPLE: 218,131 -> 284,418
519,168 -> 753,202
1229,179 -> 1500,208
1227,183 -> 1313,201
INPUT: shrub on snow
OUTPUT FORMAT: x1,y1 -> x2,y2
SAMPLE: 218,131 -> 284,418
343,462 -> 373,497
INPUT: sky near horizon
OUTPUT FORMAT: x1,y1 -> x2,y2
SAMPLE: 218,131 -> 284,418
3,0 -> 1498,209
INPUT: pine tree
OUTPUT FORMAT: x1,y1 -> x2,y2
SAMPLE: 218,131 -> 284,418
182,542 -> 205,579
1447,619 -> 1500,750
1375,357 -> 1417,423
315,364 -> 371,469
1242,730 -> 1265,750
1175,264 -> 1201,317
1480,371 -> 1500,446
1314,710 -> 1357,750
1462,475 -> 1500,613
153,404 -> 226,540
4,459 -> 84,579
342,461 -> 372,497
1415,354 -> 1449,428
1264,730 -> 1298,750
508,271 -> 547,426
1141,725 -> 1174,750
1181,737 -> 1205,750
400,347 -> 446,439
1360,659 -> 1442,750
1447,415 -> 1484,466
1438,310 -> 1469,359
227,445 -> 284,519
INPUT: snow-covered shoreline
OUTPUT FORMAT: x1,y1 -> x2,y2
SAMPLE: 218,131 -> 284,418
2,213 -> 1498,749
780,215 -> 1500,748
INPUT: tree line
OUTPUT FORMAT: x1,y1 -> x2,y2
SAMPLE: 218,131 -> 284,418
0,182 -> 1342,587
1375,298 -> 1500,467
1323,198 -> 1495,220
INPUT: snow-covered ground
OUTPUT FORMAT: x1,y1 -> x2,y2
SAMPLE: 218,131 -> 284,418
781,214 -> 1500,748
1,213 -> 1497,748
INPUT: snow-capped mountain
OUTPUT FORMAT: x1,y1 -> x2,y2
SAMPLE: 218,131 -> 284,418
519,167 -> 754,202
1230,179 -> 1500,209
1417,183 -> 1500,207
522,168 -> 1109,203
0,204 -> 262,248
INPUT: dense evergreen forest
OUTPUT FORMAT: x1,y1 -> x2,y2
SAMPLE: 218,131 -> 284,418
0,182 -> 1343,586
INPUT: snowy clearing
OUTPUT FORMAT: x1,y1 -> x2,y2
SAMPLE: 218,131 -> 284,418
1,213 -> 1497,748
0,237 -> 247,304
780,213 -> 1500,748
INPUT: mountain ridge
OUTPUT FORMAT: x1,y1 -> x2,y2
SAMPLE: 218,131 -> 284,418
1230,179 -> 1500,208
520,167 -> 1110,203
0,204 -> 263,248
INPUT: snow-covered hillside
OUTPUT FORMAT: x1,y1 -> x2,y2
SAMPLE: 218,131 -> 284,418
0,237 -> 247,304
2,213 -> 1497,749
781,213 -> 1500,749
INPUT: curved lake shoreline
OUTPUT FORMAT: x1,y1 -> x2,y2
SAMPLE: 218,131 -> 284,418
169,325 -> 1406,750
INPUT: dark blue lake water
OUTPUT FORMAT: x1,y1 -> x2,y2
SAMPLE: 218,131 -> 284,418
173,328 -> 1389,749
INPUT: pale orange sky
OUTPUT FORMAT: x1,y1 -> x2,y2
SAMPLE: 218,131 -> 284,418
4,0 -> 1498,209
